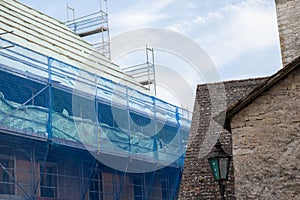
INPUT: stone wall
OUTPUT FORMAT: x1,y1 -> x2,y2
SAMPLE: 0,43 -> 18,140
179,78 -> 267,200
275,0 -> 300,66
231,66 -> 300,199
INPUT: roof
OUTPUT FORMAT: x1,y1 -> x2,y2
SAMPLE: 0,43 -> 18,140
0,0 -> 149,94
215,56 -> 300,128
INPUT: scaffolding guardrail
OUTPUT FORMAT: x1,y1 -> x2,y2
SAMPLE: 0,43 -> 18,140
0,38 -> 191,168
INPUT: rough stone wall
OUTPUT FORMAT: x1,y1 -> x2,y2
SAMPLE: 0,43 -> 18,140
179,78 -> 267,200
231,66 -> 300,199
275,0 -> 300,66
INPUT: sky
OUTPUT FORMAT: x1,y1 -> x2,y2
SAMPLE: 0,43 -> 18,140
17,0 -> 282,109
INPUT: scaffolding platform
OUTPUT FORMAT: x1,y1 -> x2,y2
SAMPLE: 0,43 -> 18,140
65,0 -> 111,60
0,37 -> 191,167
0,1 -> 191,199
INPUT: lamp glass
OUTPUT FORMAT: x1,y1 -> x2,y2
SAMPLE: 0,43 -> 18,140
219,157 -> 229,180
209,158 -> 220,180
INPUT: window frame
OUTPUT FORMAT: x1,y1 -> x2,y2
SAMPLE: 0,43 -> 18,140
38,161 -> 59,198
0,154 -> 16,195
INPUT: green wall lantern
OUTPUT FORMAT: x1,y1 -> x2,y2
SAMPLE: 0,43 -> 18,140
208,140 -> 232,200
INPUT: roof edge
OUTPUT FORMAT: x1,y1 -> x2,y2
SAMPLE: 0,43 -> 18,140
214,56 -> 300,129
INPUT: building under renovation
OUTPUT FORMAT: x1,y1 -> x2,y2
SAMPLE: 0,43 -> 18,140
0,0 -> 191,199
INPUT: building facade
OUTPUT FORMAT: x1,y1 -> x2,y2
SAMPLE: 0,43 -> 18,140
0,0 -> 190,199
180,0 -> 300,199
221,0 -> 300,198
0,133 -> 180,200
226,57 -> 300,199
179,78 -> 267,199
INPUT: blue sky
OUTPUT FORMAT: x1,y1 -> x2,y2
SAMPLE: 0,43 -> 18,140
17,0 -> 282,109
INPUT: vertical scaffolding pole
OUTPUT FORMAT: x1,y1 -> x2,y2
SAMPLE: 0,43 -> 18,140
146,46 -> 156,95
146,45 -> 150,91
176,107 -> 184,167
47,57 -> 53,139
31,148 -> 36,199
126,86 -> 131,154
152,97 -> 158,161
66,4 -> 75,22
95,76 -> 101,155
100,0 -> 111,60
79,159 -> 84,200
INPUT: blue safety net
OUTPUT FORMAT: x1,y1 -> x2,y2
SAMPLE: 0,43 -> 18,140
0,38 -> 191,168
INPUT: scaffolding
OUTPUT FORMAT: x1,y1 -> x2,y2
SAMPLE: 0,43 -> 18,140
65,0 -> 111,60
0,140 -> 183,199
0,36 -> 191,199
0,37 -> 191,164
0,0 -> 192,199
122,46 -> 157,95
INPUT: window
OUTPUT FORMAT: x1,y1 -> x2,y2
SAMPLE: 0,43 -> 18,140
161,178 -> 169,200
39,162 -> 58,198
133,176 -> 144,200
0,156 -> 15,195
89,169 -> 103,200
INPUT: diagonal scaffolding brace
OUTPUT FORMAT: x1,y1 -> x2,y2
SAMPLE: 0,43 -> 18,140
0,84 -> 50,125
0,162 -> 32,200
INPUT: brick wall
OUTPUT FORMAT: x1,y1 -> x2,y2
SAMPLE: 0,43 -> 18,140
179,78 -> 267,199
231,66 -> 300,199
275,0 -> 300,66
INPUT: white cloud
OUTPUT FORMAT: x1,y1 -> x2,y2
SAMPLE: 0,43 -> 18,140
111,0 -> 279,69
193,12 -> 223,25
110,0 -> 281,84
194,0 -> 280,70
168,23 -> 187,34
110,0 -> 173,31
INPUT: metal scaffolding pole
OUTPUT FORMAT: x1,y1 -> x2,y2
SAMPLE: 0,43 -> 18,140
0,162 -> 32,199
65,0 -> 111,59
